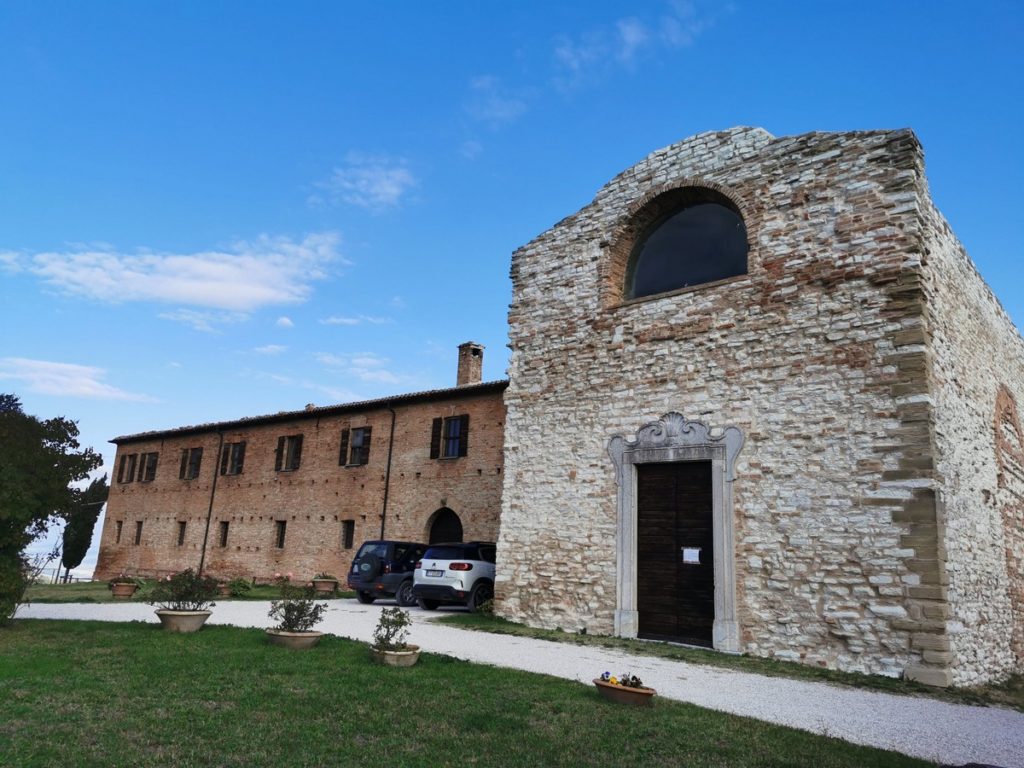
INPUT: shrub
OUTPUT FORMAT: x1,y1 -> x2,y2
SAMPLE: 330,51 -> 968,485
227,577 -> 253,597
0,556 -> 30,625
372,606 -> 413,651
268,575 -> 326,633
148,569 -> 219,611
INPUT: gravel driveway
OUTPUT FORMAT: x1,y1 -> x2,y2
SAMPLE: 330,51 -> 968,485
19,600 -> 1024,768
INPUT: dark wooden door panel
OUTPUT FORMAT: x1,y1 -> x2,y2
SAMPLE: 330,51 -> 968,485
636,461 -> 714,646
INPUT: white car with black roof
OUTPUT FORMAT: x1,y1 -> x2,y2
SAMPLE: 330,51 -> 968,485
412,541 -> 496,611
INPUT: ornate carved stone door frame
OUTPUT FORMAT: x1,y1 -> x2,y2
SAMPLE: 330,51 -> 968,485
609,412 -> 743,652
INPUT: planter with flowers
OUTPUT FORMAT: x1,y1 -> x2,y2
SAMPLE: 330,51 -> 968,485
148,569 -> 219,632
592,671 -> 656,705
266,574 -> 327,649
311,572 -> 339,595
108,573 -> 141,600
369,606 -> 419,666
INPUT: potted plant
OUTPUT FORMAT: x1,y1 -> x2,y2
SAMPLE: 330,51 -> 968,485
266,574 -> 327,649
108,573 -> 141,600
592,671 -> 656,705
311,572 -> 339,595
369,606 -> 420,667
148,569 -> 218,632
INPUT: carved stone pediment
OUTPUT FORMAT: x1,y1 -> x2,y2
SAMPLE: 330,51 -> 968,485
609,412 -> 744,481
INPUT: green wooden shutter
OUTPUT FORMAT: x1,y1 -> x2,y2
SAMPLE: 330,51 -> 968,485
361,426 -> 372,464
458,414 -> 469,457
430,417 -> 442,459
220,444 -> 230,475
339,429 -> 350,465
235,442 -> 246,473
179,449 -> 188,479
274,436 -> 285,471
291,435 -> 303,470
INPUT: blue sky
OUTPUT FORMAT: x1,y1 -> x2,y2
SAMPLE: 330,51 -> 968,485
2,1 -> 1022,573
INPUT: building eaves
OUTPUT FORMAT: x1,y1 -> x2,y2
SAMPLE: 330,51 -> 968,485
111,379 -> 509,444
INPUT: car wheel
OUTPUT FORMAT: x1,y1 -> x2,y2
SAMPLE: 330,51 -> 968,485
417,598 -> 439,610
395,580 -> 415,607
468,581 -> 493,612
358,553 -> 382,580
356,591 -> 376,604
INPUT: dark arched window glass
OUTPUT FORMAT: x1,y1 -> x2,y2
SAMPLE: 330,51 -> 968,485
625,190 -> 748,300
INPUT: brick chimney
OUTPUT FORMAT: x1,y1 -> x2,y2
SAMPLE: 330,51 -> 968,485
457,342 -> 484,386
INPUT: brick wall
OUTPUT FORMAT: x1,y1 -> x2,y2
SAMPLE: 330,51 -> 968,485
95,385 -> 506,583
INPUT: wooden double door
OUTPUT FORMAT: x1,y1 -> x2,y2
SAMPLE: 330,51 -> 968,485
636,461 -> 714,646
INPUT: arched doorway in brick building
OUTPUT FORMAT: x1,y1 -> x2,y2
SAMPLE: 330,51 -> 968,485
428,507 -> 463,544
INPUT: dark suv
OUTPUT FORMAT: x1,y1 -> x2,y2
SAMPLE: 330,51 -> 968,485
347,540 -> 427,607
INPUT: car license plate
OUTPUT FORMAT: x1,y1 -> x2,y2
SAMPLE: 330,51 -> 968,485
426,569 -> 443,577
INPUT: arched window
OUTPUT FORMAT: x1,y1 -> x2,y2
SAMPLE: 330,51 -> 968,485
625,188 -> 748,300
427,507 -> 463,544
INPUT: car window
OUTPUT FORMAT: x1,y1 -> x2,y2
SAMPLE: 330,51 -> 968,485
356,542 -> 388,559
480,546 -> 496,564
394,544 -> 409,561
423,545 -> 466,560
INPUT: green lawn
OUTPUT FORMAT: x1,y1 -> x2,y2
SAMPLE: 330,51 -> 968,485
24,580 -> 354,603
436,613 -> 1024,713
0,620 -> 932,768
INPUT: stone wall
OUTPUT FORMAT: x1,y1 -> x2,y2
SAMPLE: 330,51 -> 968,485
499,127 -> 958,681
95,384 -> 506,582
920,197 -> 1024,684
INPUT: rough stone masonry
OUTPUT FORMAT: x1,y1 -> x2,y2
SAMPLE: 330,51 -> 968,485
497,127 -> 1024,687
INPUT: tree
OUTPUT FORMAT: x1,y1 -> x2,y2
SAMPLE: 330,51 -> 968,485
61,475 -> 109,582
0,394 -> 102,622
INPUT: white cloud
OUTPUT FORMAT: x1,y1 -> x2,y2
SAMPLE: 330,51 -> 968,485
553,2 -> 715,87
276,316 -> 295,328
0,358 -> 156,401
617,18 -> 650,62
254,344 -> 287,355
466,76 -> 528,126
460,140 -> 483,160
388,295 -> 406,309
319,314 -> 391,326
313,153 -> 417,211
24,232 -> 344,313
158,309 -> 248,333
0,251 -> 21,272
315,351 -> 401,385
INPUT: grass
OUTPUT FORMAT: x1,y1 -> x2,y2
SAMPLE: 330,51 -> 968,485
435,613 -> 1024,713
24,581 -> 355,603
0,619 -> 934,768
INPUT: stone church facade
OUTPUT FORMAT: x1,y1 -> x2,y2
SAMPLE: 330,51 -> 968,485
95,343 -> 506,584
496,127 -> 1024,687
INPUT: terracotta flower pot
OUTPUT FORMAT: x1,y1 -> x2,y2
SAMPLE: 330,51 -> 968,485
593,679 -> 656,705
265,629 -> 324,650
109,583 -> 138,600
312,579 -> 338,595
370,645 -> 421,667
155,609 -> 212,633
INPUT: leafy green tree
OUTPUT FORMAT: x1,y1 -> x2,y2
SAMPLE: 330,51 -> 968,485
60,475 -> 109,582
0,394 -> 102,622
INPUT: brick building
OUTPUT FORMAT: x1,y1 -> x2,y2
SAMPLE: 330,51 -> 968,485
497,127 -> 1024,687
94,343 -> 506,583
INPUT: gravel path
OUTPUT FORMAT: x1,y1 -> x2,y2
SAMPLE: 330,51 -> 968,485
19,600 -> 1024,768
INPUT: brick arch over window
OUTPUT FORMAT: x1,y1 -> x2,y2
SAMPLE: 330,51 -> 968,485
599,180 -> 756,309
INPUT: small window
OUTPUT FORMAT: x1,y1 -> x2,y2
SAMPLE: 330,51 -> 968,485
339,427 -> 372,466
117,453 -> 138,484
430,415 -> 469,459
115,520 -> 123,544
218,521 -> 229,548
176,521 -> 186,546
220,441 -> 246,476
625,189 -> 748,300
134,521 -> 143,546
341,520 -> 355,550
275,435 -> 303,472
179,447 -> 203,480
139,452 -> 159,483
274,520 -> 287,549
